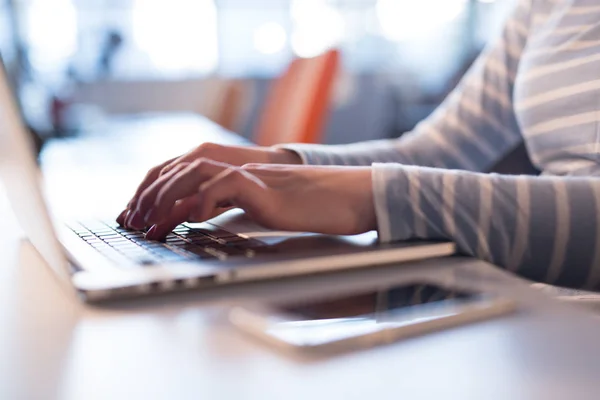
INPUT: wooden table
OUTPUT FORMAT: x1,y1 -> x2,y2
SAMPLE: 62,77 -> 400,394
2,114 -> 600,400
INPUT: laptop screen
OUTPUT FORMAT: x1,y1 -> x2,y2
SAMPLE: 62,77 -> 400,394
0,56 -> 72,285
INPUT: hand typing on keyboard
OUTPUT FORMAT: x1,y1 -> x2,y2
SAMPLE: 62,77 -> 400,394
69,219 -> 267,264
117,142 -> 299,228
118,156 -> 376,241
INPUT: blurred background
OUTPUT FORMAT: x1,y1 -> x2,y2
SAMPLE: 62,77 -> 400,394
0,0 -> 515,149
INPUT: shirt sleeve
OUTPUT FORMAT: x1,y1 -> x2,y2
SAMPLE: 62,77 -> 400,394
373,163 -> 600,290
277,0 -> 532,173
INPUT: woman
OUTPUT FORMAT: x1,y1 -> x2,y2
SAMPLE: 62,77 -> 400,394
118,0 -> 600,290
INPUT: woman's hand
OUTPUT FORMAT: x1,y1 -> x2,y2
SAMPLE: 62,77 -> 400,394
117,143 -> 301,228
123,159 -> 376,241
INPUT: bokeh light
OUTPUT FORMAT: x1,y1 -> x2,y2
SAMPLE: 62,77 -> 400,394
254,22 -> 288,55
291,0 -> 345,58
377,0 -> 468,42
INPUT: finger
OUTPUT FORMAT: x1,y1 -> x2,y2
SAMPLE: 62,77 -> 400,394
123,209 -> 137,230
129,145 -> 216,213
159,150 -> 204,176
158,142 -> 222,176
191,168 -> 266,223
145,195 -> 199,241
127,163 -> 190,229
116,209 -> 128,226
127,157 -> 177,209
146,201 -> 236,241
143,159 -> 232,225
119,158 -> 177,227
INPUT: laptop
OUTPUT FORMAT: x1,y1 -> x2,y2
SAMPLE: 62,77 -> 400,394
0,62 -> 455,302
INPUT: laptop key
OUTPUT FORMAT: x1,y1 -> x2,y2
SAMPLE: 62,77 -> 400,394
108,236 -> 133,242
203,247 -> 228,260
134,238 -> 158,246
211,238 -> 228,245
151,245 -> 181,255
167,241 -> 190,248
111,243 -> 140,250
124,236 -> 145,242
235,239 -> 268,249
103,220 -> 120,228
104,237 -> 131,243
123,231 -> 145,237
140,243 -> 166,251
174,244 -> 215,259
69,222 -> 87,229
98,234 -> 123,240
223,236 -> 249,244
180,230 -> 211,237
196,227 -> 237,239
184,249 -> 217,260
91,228 -> 114,234
186,236 -> 215,246
165,236 -> 188,243
218,246 -> 249,257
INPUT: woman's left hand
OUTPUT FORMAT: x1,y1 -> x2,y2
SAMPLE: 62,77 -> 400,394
126,159 -> 377,240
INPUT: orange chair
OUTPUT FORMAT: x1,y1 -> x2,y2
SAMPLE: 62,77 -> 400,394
198,78 -> 250,133
254,49 -> 341,146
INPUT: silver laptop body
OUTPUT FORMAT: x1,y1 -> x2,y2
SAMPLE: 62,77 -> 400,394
0,62 -> 455,302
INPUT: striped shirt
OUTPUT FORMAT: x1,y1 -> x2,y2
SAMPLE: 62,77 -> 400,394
281,0 -> 600,290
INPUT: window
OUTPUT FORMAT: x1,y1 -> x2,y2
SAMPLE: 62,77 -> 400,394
16,0 -> 218,82
11,0 -> 514,82
218,0 -> 292,77
21,0 -> 77,86
130,0 -> 218,77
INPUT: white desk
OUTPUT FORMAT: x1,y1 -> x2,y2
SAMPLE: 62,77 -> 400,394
2,114 -> 600,400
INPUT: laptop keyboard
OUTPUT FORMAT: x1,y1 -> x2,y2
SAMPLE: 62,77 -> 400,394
67,220 -> 270,266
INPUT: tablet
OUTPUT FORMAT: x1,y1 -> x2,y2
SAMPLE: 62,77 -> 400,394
229,281 -> 516,353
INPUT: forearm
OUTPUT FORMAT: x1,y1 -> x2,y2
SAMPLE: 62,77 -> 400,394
373,163 -> 600,290
275,139 -> 410,166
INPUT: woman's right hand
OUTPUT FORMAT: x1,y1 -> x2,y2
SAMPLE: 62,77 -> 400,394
116,142 -> 301,229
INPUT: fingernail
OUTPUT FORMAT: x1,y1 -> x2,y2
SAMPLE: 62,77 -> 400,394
146,225 -> 157,240
129,211 -> 145,230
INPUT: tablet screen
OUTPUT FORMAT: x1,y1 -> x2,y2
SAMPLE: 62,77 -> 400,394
265,283 -> 489,347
